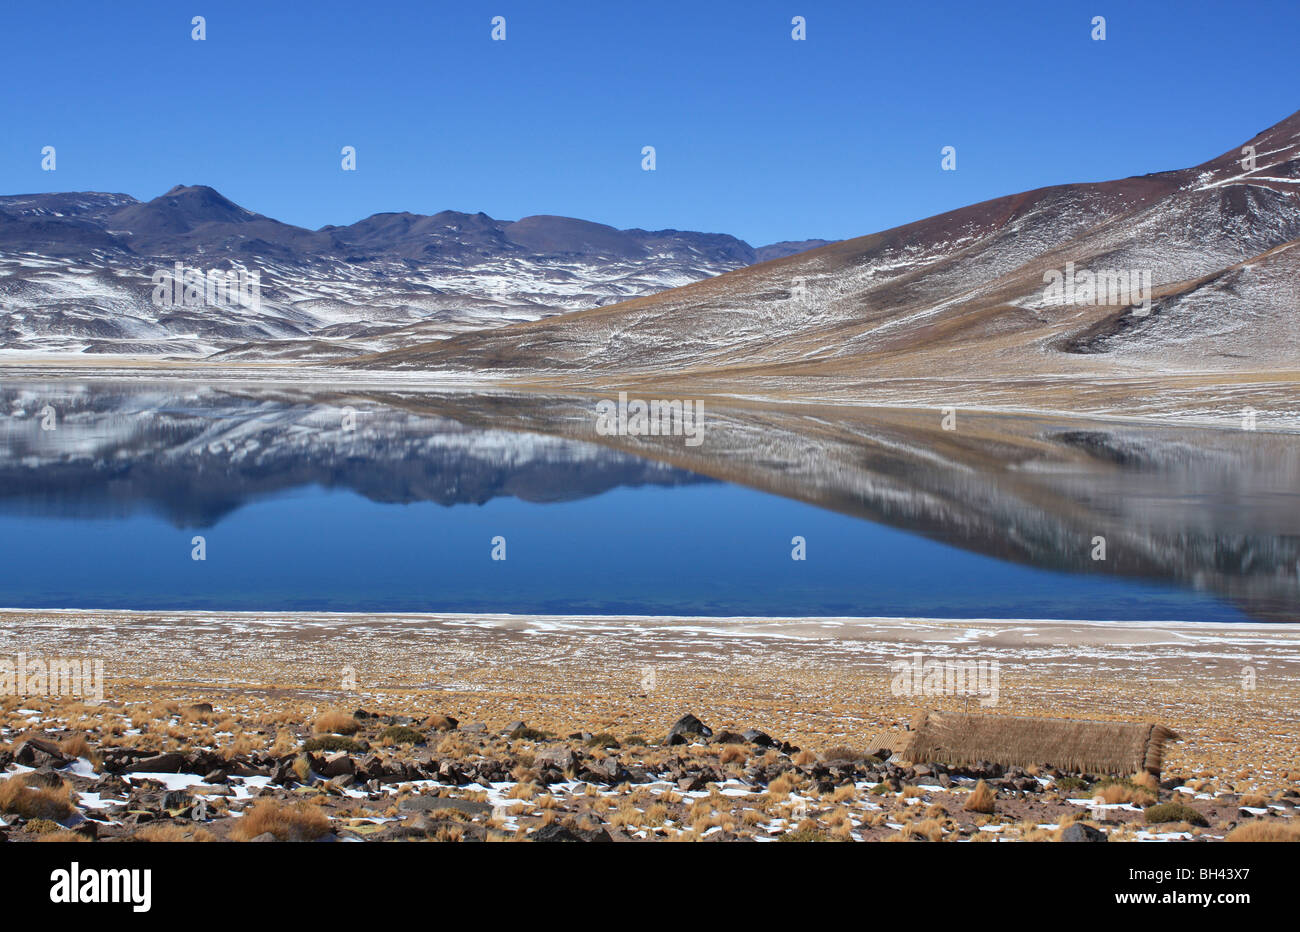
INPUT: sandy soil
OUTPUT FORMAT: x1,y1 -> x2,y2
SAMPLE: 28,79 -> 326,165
4,609 -> 1298,783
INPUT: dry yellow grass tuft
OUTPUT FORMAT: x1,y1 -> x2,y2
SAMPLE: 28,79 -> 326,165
965,779 -> 996,814
313,709 -> 359,735
133,823 -> 215,842
1096,783 -> 1155,806
57,734 -> 98,765
36,831 -> 89,843
904,818 -> 945,842
230,798 -> 332,841
766,774 -> 795,799
0,775 -> 75,821
718,744 -> 748,765
507,781 -> 538,800
1224,821 -> 1300,842
1132,771 -> 1159,792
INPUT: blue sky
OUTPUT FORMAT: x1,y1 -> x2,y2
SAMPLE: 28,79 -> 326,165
2,0 -> 1298,245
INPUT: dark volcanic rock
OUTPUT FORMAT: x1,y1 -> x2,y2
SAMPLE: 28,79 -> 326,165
531,823 -> 614,843
1060,823 -> 1108,843
667,713 -> 712,745
14,738 -> 69,768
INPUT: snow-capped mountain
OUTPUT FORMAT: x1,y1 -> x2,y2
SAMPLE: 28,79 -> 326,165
370,109 -> 1300,408
0,185 -> 829,359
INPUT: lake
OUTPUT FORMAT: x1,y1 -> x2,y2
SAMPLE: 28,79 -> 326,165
0,379 -> 1296,621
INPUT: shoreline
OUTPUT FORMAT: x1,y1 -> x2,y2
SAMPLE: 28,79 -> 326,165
2,606 -> 1298,843
3,364 -> 1299,432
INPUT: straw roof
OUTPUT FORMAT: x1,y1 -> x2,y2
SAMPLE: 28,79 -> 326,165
902,711 -> 1181,775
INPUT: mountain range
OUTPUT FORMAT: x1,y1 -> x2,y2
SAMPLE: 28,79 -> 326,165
0,186 -> 830,358
361,108 -> 1300,424
4,108 -> 1299,429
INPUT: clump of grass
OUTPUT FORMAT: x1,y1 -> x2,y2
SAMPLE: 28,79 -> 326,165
312,709 -> 359,735
623,734 -> 647,746
904,818 -> 945,842
0,774 -> 75,821
964,779 -> 996,814
292,754 -> 312,784
1055,776 -> 1089,792
425,713 -> 458,731
1239,793 -> 1270,808
778,822 -> 835,842
58,734 -> 99,766
379,725 -> 424,745
869,782 -> 892,795
507,781 -> 538,800
301,735 -> 363,753
230,798 -> 331,841
133,823 -> 215,842
22,818 -> 63,835
509,725 -> 551,741
585,733 -> 620,749
819,745 -> 862,763
1224,821 -> 1300,842
718,744 -> 748,765
1093,780 -> 1156,806
1131,771 -> 1159,792
1144,802 -> 1209,826
270,730 -> 298,756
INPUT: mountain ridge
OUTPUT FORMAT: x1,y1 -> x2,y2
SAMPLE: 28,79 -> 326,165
0,186 -> 833,358
357,107 -> 1300,408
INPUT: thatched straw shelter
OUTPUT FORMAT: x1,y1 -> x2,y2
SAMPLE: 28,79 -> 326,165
901,711 -> 1180,776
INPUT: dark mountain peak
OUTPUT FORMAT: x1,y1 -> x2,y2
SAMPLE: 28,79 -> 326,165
0,183 -> 839,270
505,215 -> 643,258
148,185 -> 257,220
97,185 -> 265,250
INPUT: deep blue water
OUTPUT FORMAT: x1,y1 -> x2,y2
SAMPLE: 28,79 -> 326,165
0,481 -> 1251,620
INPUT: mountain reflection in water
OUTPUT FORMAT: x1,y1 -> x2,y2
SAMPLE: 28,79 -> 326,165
0,380 -> 1296,621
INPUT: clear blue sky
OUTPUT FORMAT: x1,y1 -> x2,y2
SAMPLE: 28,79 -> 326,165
3,0 -> 1297,246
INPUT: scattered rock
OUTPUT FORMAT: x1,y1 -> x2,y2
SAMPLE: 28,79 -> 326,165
667,713 -> 712,745
13,738 -> 69,768
124,752 -> 188,774
534,746 -> 578,772
1060,823 -> 1108,843
532,823 -> 613,843
398,796 -> 492,817
25,767 -> 66,790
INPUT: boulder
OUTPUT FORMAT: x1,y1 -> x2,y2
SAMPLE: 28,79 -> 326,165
531,823 -> 613,843
124,752 -> 188,774
24,767 -> 66,789
534,746 -> 578,772
667,714 -> 712,744
1060,822 -> 1108,843
320,752 -> 355,778
13,738 -> 69,768
398,796 -> 492,817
